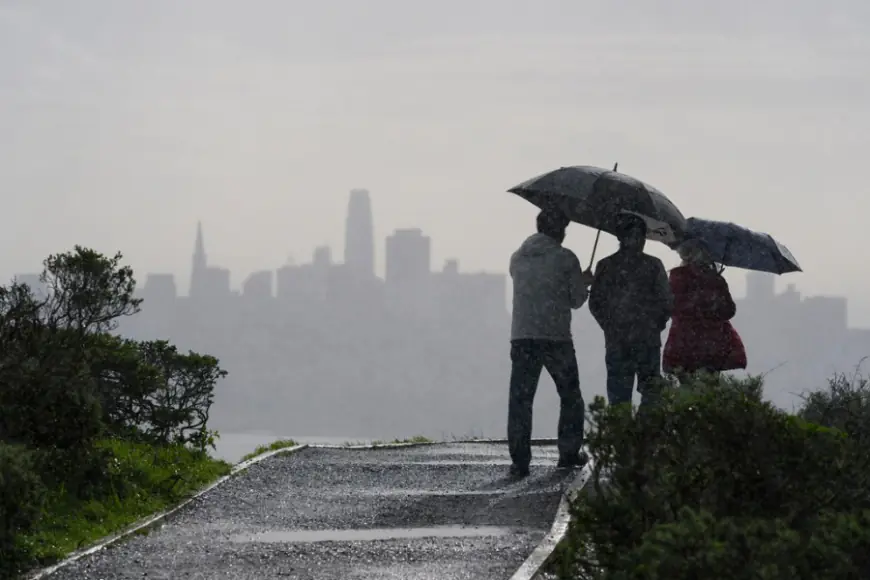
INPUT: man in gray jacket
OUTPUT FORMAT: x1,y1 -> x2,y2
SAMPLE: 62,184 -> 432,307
508,209 -> 593,478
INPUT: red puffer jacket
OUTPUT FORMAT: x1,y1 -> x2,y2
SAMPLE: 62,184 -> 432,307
662,265 -> 747,373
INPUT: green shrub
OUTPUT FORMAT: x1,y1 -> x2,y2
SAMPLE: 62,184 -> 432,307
554,373 -> 870,579
799,366 -> 870,445
0,246 -> 229,575
599,507 -> 870,580
88,335 -> 225,450
0,443 -> 45,576
0,290 -> 104,450
1,247 -> 224,454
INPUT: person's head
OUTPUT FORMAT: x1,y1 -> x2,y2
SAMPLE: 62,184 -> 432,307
677,238 -> 713,267
614,214 -> 647,253
536,208 -> 570,243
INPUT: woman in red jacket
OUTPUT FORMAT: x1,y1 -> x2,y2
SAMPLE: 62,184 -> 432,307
663,239 -> 747,378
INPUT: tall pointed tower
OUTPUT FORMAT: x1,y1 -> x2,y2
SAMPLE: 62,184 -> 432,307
344,189 -> 375,277
190,221 -> 207,297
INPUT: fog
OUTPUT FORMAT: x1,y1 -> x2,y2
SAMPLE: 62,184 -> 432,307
2,0 -> 868,442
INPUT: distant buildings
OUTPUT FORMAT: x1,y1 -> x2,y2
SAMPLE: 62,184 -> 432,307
10,190 -> 864,434
344,188 -> 376,279
124,189 -> 507,327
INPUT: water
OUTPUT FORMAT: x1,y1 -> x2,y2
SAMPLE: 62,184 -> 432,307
230,525 -> 514,544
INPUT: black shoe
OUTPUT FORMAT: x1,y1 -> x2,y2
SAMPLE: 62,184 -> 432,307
508,463 -> 530,478
557,450 -> 589,470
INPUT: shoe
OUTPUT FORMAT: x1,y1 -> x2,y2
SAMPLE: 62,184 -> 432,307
508,463 -> 530,478
557,450 -> 589,470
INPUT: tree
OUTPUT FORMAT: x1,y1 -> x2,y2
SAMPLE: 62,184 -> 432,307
37,246 -> 141,335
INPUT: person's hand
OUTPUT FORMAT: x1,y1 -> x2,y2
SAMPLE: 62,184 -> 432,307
580,269 -> 595,287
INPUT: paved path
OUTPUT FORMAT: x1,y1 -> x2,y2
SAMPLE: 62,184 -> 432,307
48,443 -> 575,580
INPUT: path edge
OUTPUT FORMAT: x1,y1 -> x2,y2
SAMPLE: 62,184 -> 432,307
509,456 -> 595,580
312,437 -> 558,449
26,443 -> 312,580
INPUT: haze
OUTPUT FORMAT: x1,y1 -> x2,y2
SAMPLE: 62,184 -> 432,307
1,0 -> 867,318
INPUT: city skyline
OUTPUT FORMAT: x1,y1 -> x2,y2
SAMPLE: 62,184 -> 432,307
94,185 -> 861,438
11,187 -> 854,335
9,190 -> 856,439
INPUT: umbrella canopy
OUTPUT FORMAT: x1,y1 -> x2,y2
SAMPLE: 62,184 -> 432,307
508,165 -> 686,245
682,217 -> 802,275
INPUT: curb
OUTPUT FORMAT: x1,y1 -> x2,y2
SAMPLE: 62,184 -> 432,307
509,456 -> 594,580
26,444 -> 311,580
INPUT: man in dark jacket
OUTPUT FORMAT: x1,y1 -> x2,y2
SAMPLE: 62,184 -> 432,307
589,214 -> 673,409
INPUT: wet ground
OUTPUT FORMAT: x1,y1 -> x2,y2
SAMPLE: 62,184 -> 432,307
48,443 -> 575,580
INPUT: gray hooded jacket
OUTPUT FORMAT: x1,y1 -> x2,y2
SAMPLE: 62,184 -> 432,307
509,233 -> 587,341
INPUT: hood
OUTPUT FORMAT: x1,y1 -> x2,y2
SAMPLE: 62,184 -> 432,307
516,233 -> 562,257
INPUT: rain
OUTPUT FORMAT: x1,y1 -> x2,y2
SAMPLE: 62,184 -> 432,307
2,1 -> 868,579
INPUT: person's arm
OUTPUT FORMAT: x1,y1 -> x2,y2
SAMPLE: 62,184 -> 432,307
711,275 -> 737,321
566,252 -> 588,309
588,260 -> 608,328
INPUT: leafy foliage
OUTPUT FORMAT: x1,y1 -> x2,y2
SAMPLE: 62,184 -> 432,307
0,444 -> 45,569
0,283 -> 104,450
89,335 -> 225,450
553,373 -> 870,579
38,246 -> 141,334
0,247 -> 228,578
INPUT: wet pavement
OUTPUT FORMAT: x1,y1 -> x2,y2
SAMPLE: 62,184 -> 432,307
47,443 -> 574,580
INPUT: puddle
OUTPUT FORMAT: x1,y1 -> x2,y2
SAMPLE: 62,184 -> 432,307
230,525 -> 514,543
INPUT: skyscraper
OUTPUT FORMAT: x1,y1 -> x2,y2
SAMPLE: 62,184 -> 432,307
385,228 -> 431,284
344,189 -> 375,277
190,221 -> 207,297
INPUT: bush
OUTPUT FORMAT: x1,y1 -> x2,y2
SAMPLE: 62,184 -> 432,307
0,246 -> 230,576
89,335 -> 225,450
553,373 -> 870,579
799,365 -> 870,446
0,285 -> 104,451
1,247 -> 225,454
0,443 -> 45,575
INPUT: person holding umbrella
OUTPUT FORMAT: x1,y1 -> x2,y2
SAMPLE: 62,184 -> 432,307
508,164 -> 687,414
589,214 -> 674,410
662,238 -> 747,379
507,208 -> 594,478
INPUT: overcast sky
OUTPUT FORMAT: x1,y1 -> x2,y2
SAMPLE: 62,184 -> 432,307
2,1 -> 869,321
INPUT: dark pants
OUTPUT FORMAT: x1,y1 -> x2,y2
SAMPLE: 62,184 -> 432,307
508,339 -> 585,469
605,340 -> 663,409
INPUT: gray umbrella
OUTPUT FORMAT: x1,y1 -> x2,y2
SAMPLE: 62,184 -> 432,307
508,164 -> 687,247
683,217 -> 802,274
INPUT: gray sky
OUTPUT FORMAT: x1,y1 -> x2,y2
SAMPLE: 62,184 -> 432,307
2,1 -> 869,321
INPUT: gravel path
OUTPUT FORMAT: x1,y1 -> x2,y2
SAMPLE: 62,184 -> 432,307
47,443 -> 575,580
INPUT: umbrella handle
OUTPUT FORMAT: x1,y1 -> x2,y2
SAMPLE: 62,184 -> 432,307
588,229 -> 601,271
586,162 -> 617,271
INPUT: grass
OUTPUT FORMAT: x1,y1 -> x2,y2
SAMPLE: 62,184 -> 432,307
342,435 -> 435,447
17,439 -> 231,568
239,438 -> 298,462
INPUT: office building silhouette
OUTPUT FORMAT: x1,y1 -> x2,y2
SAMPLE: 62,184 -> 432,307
344,189 -> 375,278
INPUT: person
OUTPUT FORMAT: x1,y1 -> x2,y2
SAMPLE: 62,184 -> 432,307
589,214 -> 673,409
662,238 -> 747,379
507,208 -> 593,478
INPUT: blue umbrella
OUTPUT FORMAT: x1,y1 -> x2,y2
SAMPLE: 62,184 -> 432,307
683,218 -> 802,275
